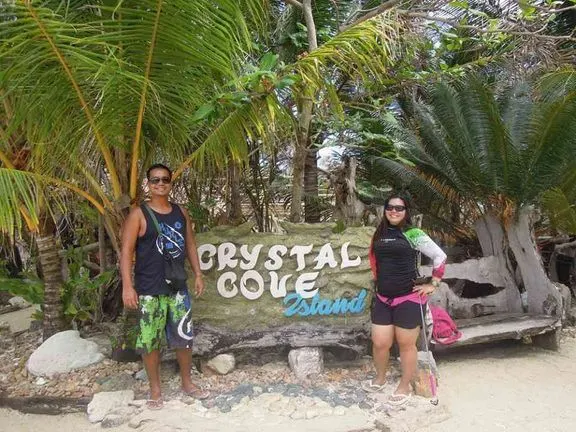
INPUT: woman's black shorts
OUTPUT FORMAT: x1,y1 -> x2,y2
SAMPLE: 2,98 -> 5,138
371,295 -> 425,329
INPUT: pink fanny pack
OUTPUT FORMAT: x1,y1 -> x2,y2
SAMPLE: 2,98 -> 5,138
376,291 -> 427,306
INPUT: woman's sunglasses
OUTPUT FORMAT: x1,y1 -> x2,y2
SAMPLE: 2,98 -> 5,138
385,205 -> 406,212
149,176 -> 171,185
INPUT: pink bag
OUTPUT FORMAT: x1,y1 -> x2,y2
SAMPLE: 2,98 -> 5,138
430,305 -> 462,345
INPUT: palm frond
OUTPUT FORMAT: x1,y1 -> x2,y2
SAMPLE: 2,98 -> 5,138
541,187 -> 576,234
295,12 -> 403,87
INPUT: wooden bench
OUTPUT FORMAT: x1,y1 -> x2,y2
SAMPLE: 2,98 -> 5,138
431,313 -> 562,351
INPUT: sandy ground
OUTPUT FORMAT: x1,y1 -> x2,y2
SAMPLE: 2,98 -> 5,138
2,335 -> 576,432
420,335 -> 576,432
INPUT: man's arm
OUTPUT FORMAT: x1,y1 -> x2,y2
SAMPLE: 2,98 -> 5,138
180,206 -> 205,296
120,207 -> 142,309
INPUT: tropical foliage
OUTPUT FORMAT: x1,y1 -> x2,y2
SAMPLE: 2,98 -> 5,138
1,0 -> 576,336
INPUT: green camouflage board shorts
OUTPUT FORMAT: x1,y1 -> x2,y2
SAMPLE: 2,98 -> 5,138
135,289 -> 193,354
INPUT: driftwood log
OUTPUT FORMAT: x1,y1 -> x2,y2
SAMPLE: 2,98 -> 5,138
433,313 -> 561,351
0,395 -> 91,415
193,322 -> 371,357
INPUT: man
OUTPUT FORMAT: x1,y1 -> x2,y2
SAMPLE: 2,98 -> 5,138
120,163 -> 208,409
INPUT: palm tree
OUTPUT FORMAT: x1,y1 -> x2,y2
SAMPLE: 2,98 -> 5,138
369,72 -> 576,315
0,1 -> 407,337
0,0 -> 270,338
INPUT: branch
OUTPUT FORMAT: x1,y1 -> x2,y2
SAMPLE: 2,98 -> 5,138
556,239 -> 576,252
402,11 -> 576,41
303,0 -> 318,51
284,0 -> 303,8
535,4 -> 576,14
340,0 -> 402,32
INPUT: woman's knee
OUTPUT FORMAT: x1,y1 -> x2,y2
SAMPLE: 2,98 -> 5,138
395,327 -> 419,350
372,334 -> 393,350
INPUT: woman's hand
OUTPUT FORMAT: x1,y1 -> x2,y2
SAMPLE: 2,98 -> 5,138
413,284 -> 436,297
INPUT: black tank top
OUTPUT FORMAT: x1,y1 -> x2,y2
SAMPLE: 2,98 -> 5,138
135,203 -> 187,296
373,227 -> 418,298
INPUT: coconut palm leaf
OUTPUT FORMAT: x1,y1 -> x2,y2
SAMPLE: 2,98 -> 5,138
1,0 -> 269,205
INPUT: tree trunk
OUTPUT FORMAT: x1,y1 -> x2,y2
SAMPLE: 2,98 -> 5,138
332,157 -> 366,226
290,0 -> 317,223
473,214 -> 523,313
227,162 -> 243,225
290,96 -> 312,223
37,219 -> 67,340
507,206 -> 563,316
304,147 -> 320,223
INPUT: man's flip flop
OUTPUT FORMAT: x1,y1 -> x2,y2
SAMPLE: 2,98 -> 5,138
184,387 -> 210,400
146,398 -> 164,410
361,379 -> 386,393
387,392 -> 412,406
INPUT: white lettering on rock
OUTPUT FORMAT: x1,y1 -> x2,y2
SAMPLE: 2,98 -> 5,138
264,245 -> 287,271
217,272 -> 238,298
240,244 -> 263,270
295,272 -> 320,299
198,244 -> 217,270
290,245 -> 313,272
218,242 -> 238,270
340,242 -> 361,269
313,243 -> 338,270
240,270 -> 265,300
269,271 -> 292,298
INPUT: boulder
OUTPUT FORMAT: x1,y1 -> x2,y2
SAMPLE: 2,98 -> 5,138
8,296 -> 31,309
87,390 -> 134,423
86,333 -> 113,358
288,347 -> 324,380
205,353 -> 236,375
26,330 -> 104,377
100,372 -> 137,392
101,406 -> 137,428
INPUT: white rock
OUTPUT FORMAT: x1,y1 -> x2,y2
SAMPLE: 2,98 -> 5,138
0,321 -> 10,334
334,406 -> 347,416
191,401 -> 208,412
26,330 -> 104,377
128,411 -> 156,429
306,408 -> 319,419
101,408 -> 134,429
87,390 -> 134,423
206,353 -> 236,375
35,377 -> 47,386
282,405 -> 296,417
135,368 -> 148,381
9,296 -> 31,309
288,347 -> 324,380
268,400 -> 284,413
290,410 -> 305,420
86,333 -> 112,358
313,399 -> 331,409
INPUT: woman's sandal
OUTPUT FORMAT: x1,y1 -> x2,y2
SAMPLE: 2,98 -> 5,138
146,398 -> 164,410
361,379 -> 386,393
387,392 -> 412,406
183,386 -> 210,400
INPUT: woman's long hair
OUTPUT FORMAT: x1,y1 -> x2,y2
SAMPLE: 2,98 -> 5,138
372,193 -> 413,243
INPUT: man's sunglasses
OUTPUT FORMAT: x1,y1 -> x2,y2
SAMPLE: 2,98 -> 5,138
149,176 -> 171,185
385,205 -> 406,212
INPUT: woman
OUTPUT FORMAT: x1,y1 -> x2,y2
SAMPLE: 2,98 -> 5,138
364,194 -> 446,406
